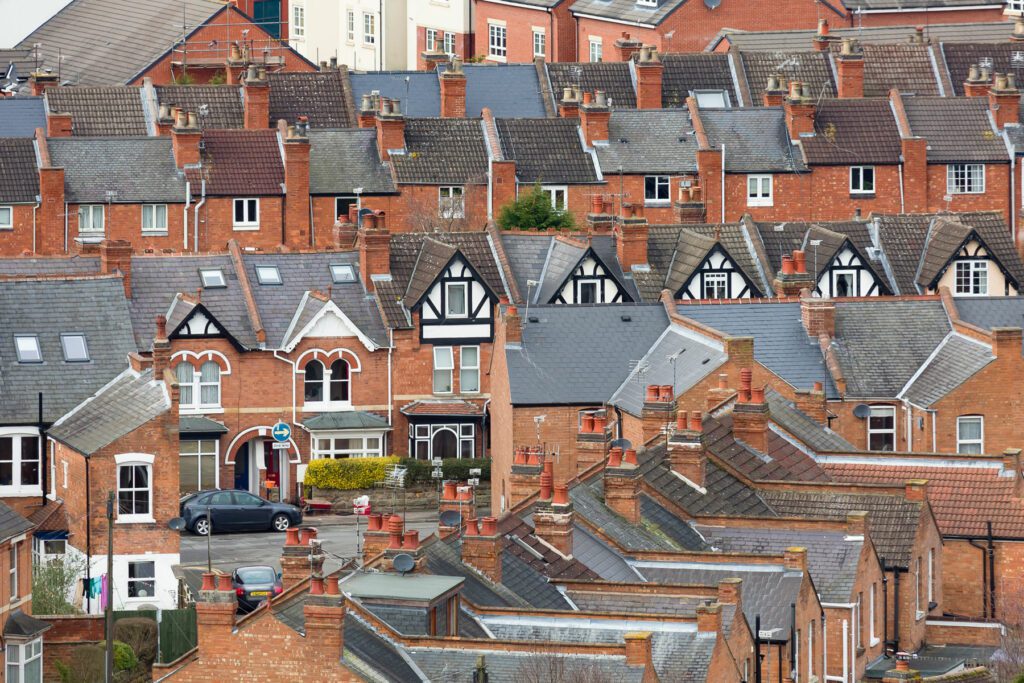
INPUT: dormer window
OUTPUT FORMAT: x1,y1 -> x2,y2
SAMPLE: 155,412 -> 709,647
445,282 -> 468,318
60,334 -> 89,362
255,265 -> 282,285
14,336 -> 41,364
955,261 -> 988,295
693,90 -> 729,108
637,0 -> 658,6
331,264 -> 356,283
199,269 -> 226,288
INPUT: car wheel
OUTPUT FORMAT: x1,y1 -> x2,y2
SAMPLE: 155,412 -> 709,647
193,517 -> 210,536
272,514 -> 290,532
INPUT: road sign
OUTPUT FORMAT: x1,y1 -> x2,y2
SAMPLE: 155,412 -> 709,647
271,421 -> 291,443
272,442 -> 290,450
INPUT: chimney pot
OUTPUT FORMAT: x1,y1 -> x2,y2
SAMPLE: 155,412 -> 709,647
403,530 -> 420,549
676,410 -> 688,431
688,411 -> 702,432
623,448 -> 638,466
367,513 -> 383,532
325,575 -> 341,596
646,385 -> 660,402
608,446 -> 624,468
217,574 -> 234,592
658,384 -> 674,402
751,386 -> 765,404
540,471 -> 553,500
793,249 -> 807,274
201,572 -> 217,592
310,575 -> 325,596
442,481 -> 457,501
480,516 -> 498,536
553,484 -> 570,506
464,517 -> 479,536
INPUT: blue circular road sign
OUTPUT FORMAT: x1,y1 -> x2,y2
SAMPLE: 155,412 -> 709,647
271,422 -> 292,443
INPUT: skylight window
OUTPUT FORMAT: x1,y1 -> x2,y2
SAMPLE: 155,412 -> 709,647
61,334 -> 89,362
255,265 -> 282,285
331,264 -> 356,283
199,269 -> 226,288
14,335 -> 41,363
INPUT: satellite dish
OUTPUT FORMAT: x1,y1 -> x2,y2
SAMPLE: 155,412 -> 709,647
439,510 -> 461,527
852,404 -> 871,419
168,517 -> 186,531
610,438 -> 632,451
392,553 -> 415,575
704,0 -> 722,8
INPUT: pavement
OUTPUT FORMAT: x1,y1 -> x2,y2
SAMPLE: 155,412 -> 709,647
175,510 -> 439,597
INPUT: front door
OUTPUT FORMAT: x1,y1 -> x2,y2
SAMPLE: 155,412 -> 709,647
234,443 -> 250,491
431,429 -> 458,459
264,442 -> 280,501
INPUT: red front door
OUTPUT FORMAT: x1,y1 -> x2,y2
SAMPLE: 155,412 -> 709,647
264,442 -> 280,500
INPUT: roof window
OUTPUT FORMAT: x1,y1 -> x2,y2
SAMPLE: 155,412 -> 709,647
60,334 -> 89,362
14,335 -> 41,363
331,264 -> 356,283
255,265 -> 282,285
199,269 -> 226,288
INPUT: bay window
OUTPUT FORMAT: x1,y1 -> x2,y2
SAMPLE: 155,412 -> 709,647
312,433 -> 384,459
6,638 -> 42,683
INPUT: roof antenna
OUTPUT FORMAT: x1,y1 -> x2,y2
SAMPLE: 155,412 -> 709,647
525,279 -> 539,321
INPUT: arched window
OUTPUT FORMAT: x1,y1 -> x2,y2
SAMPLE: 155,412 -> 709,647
176,363 -> 194,406
199,361 -> 220,407
176,361 -> 221,412
304,361 -> 324,402
329,360 -> 350,402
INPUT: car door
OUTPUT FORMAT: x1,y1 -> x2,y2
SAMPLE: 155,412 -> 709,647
205,491 -> 240,531
232,491 -> 272,530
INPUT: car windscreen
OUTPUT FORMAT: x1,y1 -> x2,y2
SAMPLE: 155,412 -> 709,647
236,567 -> 276,584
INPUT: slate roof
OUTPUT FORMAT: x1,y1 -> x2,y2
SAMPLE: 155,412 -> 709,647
308,129 -> 395,195
902,97 -> 1007,163
547,62 -> 636,109
532,239 -> 587,305
0,138 -> 41,203
498,514 -> 598,583
678,301 -> 838,398
506,304 -> 668,405
459,64 -> 548,118
594,109 -> 698,175
610,325 -> 727,417
831,299 -> 950,397
344,614 -> 425,682
572,523 -> 642,581
694,524 -> 863,603
16,0 -> 225,86
701,109 -> 805,172
740,51 -> 835,103
179,415 -> 228,435
389,232 -> 506,305
0,97 -> 46,137
940,42 -> 1024,96
843,0 -> 1002,8
754,219 -> 875,275
716,22 -> 1017,52
821,455 -> 1024,538
849,44 -> 943,97
760,487 -> 924,567
49,368 -> 169,455
571,478 -> 686,552
766,389 -> 856,452
499,233 -> 551,305
565,586 -> 709,617
391,118 -> 489,185
0,277 -> 136,425
496,118 -> 598,184
0,255 -> 99,277
707,411 -> 831,482
661,53 -> 741,108
154,85 -> 243,129
568,0 -> 686,25
955,296 -> 1024,330
421,538 -> 523,608
406,647 -> 646,683
48,137 -> 186,203
929,216 -> 1024,290
0,502 -> 33,543
303,411 -> 390,431
900,334 -> 994,408
186,129 -> 284,196
403,239 -> 459,308
267,70 -> 355,128
802,98 -> 902,165
45,86 -> 148,136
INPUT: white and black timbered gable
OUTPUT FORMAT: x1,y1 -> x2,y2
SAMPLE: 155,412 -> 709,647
414,254 -> 497,344
814,240 -> 890,298
677,244 -> 762,301
168,304 -> 244,349
930,232 -> 1020,296
548,248 -> 634,305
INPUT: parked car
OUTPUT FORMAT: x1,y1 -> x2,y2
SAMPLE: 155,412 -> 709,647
180,490 -> 302,536
231,565 -> 283,613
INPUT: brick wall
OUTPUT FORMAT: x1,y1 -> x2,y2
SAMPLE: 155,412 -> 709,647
389,184 -> 488,233
808,165 -> 903,221
195,196 -> 285,252
41,614 -> 104,682
0,205 -> 38,255
311,195 -> 397,247
475,2 -> 561,63
65,204 -> 186,255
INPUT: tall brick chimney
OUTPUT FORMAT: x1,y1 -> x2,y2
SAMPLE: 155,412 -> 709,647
614,32 -> 643,62
988,73 -> 1020,129
280,526 -> 315,588
836,39 -> 865,99
357,217 -> 391,291
774,248 -> 816,296
504,305 -> 522,344
152,315 -> 171,380
36,128 -> 65,256
604,450 -> 642,524
579,91 -> 611,146
304,575 -> 345,663
46,111 -> 72,137
783,82 -> 816,140
100,239 -> 134,297
615,215 -> 648,270
813,19 -> 832,51
763,74 -> 786,107
668,411 -> 706,487
462,517 -> 503,582
963,64 -> 992,98
634,46 -> 663,109
29,70 -> 58,97
358,93 -> 378,128
171,111 -> 201,169
375,98 -> 406,161
242,64 -> 270,130
281,118 -> 311,249
717,578 -> 742,607
801,292 -> 835,338
794,382 -> 827,424
558,86 -> 581,119
534,484 -> 574,556
195,573 -> 237,639
696,603 -> 723,633
732,383 -> 770,453
641,384 -> 675,444
440,57 -> 467,118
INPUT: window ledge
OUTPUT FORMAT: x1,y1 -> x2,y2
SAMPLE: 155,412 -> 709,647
644,200 -> 671,207
850,193 -> 876,199
179,407 -> 224,415
302,402 -> 353,413
0,227 -> 13,232
916,610 -> 925,621
232,224 -> 261,232
76,235 -> 105,244
487,55 -> 507,63
116,516 -> 155,525
142,230 -> 169,237
870,637 -> 880,647
0,487 -> 43,498
747,201 -> 773,208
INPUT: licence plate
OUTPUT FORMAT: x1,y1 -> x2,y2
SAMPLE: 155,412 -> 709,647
250,591 -> 270,597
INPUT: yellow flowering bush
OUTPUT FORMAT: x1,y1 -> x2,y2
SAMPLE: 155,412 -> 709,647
304,456 -> 400,490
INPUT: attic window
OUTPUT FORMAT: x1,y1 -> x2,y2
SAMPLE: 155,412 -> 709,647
693,90 -> 730,108
255,265 -> 282,285
637,0 -> 658,5
14,336 -> 41,364
199,269 -> 226,289
60,334 -> 89,362
331,264 -> 356,283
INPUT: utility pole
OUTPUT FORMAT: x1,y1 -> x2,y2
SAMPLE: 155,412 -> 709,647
104,492 -> 114,683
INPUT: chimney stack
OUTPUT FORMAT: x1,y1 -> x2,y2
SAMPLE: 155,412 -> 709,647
358,93 -> 378,128
504,305 -> 522,344
580,91 -> 611,146
534,483 -> 575,556
304,574 -> 345,664
774,248 -> 816,296
462,517 -> 503,583
559,86 -> 581,119
615,32 -> 643,62
45,110 -> 72,137
763,73 -> 786,107
783,82 -> 816,140
992,327 -> 1023,359
641,384 -> 674,444
794,381 -> 827,424
604,446 -> 642,524
783,546 -> 808,572
668,412 -> 706,487
732,382 -> 770,453
152,315 -> 171,380
847,511 -> 868,537
195,573 -> 237,639
801,290 -> 835,338
696,603 -> 723,633
357,215 -> 391,291
615,212 -> 649,270
171,110 -> 202,169
813,19 -> 831,51
635,46 -> 663,109
964,64 -> 993,98
717,578 -> 742,606
1004,448 -> 1024,498
836,39 -> 865,99
100,239 -> 134,297
440,57 -> 467,118
242,64 -> 270,129
375,98 -> 406,161
904,479 -> 928,503
35,128 -> 64,256
989,72 -> 1020,129
282,118 -> 311,249
623,632 -> 655,668
1013,17 -> 1024,43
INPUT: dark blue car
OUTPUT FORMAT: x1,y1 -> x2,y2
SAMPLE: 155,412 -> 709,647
180,490 -> 302,536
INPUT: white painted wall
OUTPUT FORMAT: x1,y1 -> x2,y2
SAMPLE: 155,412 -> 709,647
74,547 -> 181,614
0,0 -> 73,48
934,240 -> 1018,297
289,0 -> 408,70
406,0 -> 471,67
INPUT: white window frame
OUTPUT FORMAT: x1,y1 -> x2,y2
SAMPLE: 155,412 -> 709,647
542,185 -> 568,211
426,28 -> 438,52
176,361 -> 222,413
445,281 -> 468,318
127,560 -> 156,600
577,278 -> 600,304
255,265 -> 282,285
644,175 -> 671,204
460,345 -> 480,394
870,582 -> 879,645
916,556 -> 924,619
693,90 -> 730,108
60,333 -> 89,362
954,260 -> 989,296
808,621 -> 814,677
746,175 -> 773,207
330,264 -> 356,283
637,0 -> 658,6
346,10 -> 355,42
312,432 -> 384,459
233,198 -> 259,230
947,163 -> 985,194
867,405 -> 896,451
78,205 -> 104,234
410,422 -> 475,460
589,38 -> 602,63
1010,0 -> 1024,12
928,547 -> 935,606
292,3 -> 305,38
533,30 -> 546,58
179,439 -> 219,495
488,24 -> 507,60
956,415 -> 984,453
439,186 -> 465,219
116,457 -> 153,524
5,638 -> 42,683
0,431 -> 42,495
850,166 -> 875,194
363,13 -> 376,45
13,335 -> 41,364
302,358 -> 352,411
443,32 -> 456,55
433,346 -> 454,394
0,206 -> 12,230
9,542 -> 17,600
703,271 -> 729,300
199,268 -> 225,288
856,592 -> 862,651
141,204 -> 168,234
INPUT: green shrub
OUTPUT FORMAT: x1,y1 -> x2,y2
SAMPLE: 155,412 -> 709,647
498,185 -> 575,231
56,641 -> 134,682
114,617 -> 157,669
304,456 -> 400,490
99,640 -> 138,671
399,458 -> 490,485
33,554 -> 86,615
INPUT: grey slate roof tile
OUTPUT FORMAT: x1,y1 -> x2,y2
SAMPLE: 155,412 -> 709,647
902,96 -> 1007,163
677,301 -> 837,398
343,613 -> 423,682
802,98 -> 902,165
0,256 -> 99,277
496,118 -> 598,184
459,64 -> 548,118
594,109 -> 698,175
766,388 -> 856,452
389,231 -> 506,306
547,62 -> 636,109
421,537 -> 523,608
740,51 -> 836,103
500,233 -> 557,305
571,524 -> 641,582
49,368 -> 168,454
533,238 -> 586,305
570,478 -> 683,552
0,138 -> 40,202
0,97 -> 45,137
901,333 -> 994,407
407,647 -> 646,683
701,108 -> 805,172
507,304 -> 668,405
640,495 -> 708,551
391,118 -> 489,185
349,71 -> 440,117
719,22 -> 1016,53
308,129 -> 394,195
661,53 -> 740,108
45,86 -> 147,136
268,70 -> 355,128
704,411 -> 830,482
0,502 -> 33,544
154,85 -> 243,129
48,137 -> 186,203
955,295 -> 1024,330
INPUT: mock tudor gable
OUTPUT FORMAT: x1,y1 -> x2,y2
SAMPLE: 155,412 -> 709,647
540,243 -> 634,305
673,234 -> 763,300
804,227 -> 891,298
